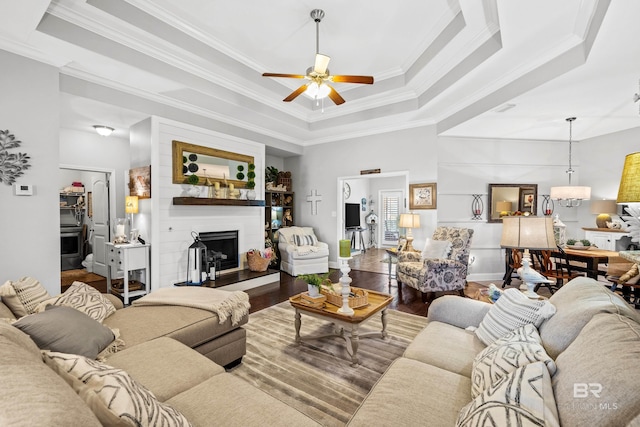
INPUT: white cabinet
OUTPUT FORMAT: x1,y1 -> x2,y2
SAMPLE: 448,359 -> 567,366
106,243 -> 150,305
583,228 -> 632,251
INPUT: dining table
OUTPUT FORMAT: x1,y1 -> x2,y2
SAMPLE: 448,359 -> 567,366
552,247 -> 621,279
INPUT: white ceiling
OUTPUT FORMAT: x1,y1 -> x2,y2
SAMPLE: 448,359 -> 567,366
1,0 -> 639,155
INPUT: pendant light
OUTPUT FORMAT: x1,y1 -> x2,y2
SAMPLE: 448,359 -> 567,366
550,117 -> 591,207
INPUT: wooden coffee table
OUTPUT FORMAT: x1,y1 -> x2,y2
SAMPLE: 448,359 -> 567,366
289,288 -> 393,367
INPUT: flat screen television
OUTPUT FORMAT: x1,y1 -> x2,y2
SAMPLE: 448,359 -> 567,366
345,203 -> 361,228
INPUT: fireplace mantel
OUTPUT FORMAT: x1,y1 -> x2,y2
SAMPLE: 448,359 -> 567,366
172,197 -> 265,207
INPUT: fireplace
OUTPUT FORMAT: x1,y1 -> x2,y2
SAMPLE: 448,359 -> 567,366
199,230 -> 239,272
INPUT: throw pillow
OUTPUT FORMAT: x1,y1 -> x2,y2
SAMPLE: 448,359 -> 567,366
421,238 -> 452,259
13,305 -> 115,359
475,288 -> 556,346
0,277 -> 50,317
457,362 -> 560,427
39,281 -> 116,323
293,234 -> 317,246
471,324 -> 557,398
42,351 -> 192,427
0,280 -> 28,318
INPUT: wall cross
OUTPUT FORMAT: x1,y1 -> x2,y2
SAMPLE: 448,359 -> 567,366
306,190 -> 323,215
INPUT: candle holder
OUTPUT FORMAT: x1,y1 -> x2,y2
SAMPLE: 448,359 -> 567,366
337,257 -> 354,315
471,194 -> 483,220
541,195 -> 554,216
112,218 -> 130,244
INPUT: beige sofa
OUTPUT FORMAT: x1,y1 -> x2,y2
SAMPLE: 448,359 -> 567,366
0,292 -> 320,426
349,277 -> 640,426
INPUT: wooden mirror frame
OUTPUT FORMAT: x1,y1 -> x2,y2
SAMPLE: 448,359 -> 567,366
487,183 -> 538,223
172,140 -> 254,188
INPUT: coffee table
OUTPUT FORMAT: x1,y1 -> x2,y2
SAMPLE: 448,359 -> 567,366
289,288 -> 393,367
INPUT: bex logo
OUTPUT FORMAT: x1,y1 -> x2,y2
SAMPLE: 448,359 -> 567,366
574,383 -> 603,398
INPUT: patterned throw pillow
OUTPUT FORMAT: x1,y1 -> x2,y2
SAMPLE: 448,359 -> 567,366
475,288 -> 556,346
293,234 -> 317,246
42,351 -> 192,427
457,362 -> 560,427
40,281 -> 116,323
0,277 -> 50,317
471,324 -> 557,398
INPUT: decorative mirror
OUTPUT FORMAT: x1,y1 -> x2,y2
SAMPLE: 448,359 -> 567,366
487,183 -> 538,223
172,140 -> 254,188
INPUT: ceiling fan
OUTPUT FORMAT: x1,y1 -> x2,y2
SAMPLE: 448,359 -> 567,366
262,9 -> 374,106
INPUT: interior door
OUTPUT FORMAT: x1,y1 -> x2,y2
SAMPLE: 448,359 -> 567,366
380,189 -> 402,246
91,175 -> 110,277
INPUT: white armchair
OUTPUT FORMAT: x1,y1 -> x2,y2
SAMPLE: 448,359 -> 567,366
276,226 -> 329,276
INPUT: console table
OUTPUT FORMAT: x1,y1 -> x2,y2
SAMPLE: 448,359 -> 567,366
106,243 -> 150,305
583,228 -> 632,251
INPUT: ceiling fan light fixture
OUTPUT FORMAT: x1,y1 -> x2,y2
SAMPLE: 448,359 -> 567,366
305,82 -> 330,99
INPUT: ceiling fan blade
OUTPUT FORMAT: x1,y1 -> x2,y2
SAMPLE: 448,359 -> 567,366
330,75 -> 374,84
313,54 -> 331,74
327,85 -> 345,105
262,73 -> 306,79
283,84 -> 309,102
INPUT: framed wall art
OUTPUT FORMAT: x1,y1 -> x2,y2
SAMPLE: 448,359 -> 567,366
129,165 -> 151,199
409,183 -> 437,210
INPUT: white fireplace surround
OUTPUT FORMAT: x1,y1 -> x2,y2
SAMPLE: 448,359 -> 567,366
131,117 -> 266,290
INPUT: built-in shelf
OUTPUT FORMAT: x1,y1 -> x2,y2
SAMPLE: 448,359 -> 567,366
172,197 -> 265,207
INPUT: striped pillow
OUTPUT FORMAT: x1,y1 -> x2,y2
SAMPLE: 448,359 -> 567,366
293,234 -> 317,246
42,351 -> 191,426
475,288 -> 556,346
1,277 -> 50,317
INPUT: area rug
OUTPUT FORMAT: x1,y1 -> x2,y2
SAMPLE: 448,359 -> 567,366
229,302 -> 428,426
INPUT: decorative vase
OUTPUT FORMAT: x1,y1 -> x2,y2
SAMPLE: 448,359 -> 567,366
307,284 -> 320,297
187,185 -> 200,197
247,189 -> 257,200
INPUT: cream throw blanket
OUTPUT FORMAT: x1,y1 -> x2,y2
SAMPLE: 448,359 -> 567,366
132,287 -> 250,326
295,245 -> 319,256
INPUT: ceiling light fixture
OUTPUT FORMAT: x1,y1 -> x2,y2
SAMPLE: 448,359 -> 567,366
93,125 -> 114,137
550,117 -> 591,207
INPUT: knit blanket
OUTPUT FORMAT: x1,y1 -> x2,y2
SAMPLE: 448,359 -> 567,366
295,245 -> 319,256
132,287 -> 250,326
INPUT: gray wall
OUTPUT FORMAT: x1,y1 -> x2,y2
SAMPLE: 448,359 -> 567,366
0,51 -> 60,295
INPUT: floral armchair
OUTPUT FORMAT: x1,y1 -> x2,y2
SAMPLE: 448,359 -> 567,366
396,227 -> 474,303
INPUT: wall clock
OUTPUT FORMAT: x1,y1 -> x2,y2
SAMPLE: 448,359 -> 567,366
343,182 -> 351,199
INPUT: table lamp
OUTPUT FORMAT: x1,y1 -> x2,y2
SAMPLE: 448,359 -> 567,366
125,196 -> 139,241
496,201 -> 512,217
399,213 -> 420,252
590,199 -> 617,228
500,216 -> 556,297
617,152 -> 640,247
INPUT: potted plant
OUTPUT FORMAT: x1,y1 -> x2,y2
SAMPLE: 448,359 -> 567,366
298,273 -> 331,297
246,163 -> 256,199
265,166 -> 279,188
186,173 -> 200,197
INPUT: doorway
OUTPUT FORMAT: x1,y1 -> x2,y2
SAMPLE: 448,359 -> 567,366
59,165 -> 115,279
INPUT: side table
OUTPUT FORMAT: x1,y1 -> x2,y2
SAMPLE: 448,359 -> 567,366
106,243 -> 150,305
385,248 -> 398,285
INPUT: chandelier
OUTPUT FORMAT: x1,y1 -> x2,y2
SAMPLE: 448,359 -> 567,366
550,117 -> 591,207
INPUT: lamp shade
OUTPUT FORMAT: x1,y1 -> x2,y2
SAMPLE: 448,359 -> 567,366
549,186 -> 591,201
496,201 -> 512,212
399,213 -> 420,229
590,199 -> 617,214
500,217 -> 556,250
125,196 -> 139,214
617,152 -> 640,203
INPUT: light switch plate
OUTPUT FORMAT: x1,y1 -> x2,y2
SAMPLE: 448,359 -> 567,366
14,184 -> 33,196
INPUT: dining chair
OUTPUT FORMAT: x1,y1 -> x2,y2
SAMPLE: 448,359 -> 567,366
536,246 -> 584,294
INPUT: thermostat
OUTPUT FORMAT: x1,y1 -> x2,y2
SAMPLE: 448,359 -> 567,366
14,184 -> 33,196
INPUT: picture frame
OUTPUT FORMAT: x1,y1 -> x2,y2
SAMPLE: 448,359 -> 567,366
409,183 -> 437,210
519,188 -> 535,213
129,165 -> 151,199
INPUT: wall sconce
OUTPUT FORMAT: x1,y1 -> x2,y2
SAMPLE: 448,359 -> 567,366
541,195 -> 553,216
471,195 -> 483,220
93,125 -> 114,137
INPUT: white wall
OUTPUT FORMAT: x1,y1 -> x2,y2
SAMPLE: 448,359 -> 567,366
0,51 -> 60,295
285,126 -> 438,266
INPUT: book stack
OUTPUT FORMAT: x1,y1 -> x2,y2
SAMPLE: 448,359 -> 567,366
300,292 -> 326,308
